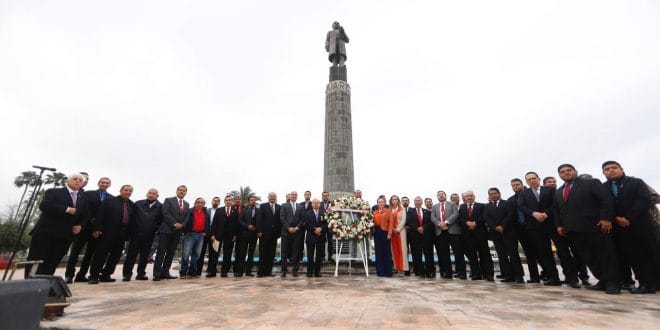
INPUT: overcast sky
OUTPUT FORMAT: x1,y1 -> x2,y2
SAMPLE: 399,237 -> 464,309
1,0 -> 658,208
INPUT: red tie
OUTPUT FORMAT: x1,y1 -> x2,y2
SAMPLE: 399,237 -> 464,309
468,204 -> 473,218
440,203 -> 445,221
417,209 -> 422,226
178,199 -> 183,214
563,184 -> 571,202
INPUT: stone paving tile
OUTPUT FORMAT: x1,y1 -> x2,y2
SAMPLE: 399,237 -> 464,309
39,266 -> 660,329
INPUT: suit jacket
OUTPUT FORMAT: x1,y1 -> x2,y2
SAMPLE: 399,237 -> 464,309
519,186 -> 556,230
458,203 -> 487,236
159,197 -> 190,234
431,201 -> 460,235
301,201 -> 313,212
84,189 -> 114,232
131,199 -> 162,235
31,187 -> 89,239
96,196 -> 135,239
405,208 -> 434,242
211,206 -> 239,239
605,175 -> 654,228
279,202 -> 305,236
256,202 -> 281,239
553,178 -> 614,233
320,200 -> 334,212
484,199 -> 514,231
184,207 -> 211,235
507,193 -> 526,229
238,205 -> 259,239
304,209 -> 326,244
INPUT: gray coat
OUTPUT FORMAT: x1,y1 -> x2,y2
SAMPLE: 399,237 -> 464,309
158,196 -> 190,234
431,201 -> 461,235
279,202 -> 305,237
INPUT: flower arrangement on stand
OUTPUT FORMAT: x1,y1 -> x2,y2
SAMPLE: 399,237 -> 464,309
323,196 -> 374,240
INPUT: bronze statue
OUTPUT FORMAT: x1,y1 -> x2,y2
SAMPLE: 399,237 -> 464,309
325,21 -> 349,66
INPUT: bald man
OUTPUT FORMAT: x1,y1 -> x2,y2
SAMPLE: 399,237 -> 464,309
26,173 -> 89,277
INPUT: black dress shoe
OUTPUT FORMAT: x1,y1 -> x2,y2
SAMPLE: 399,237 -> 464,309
544,279 -> 562,286
515,278 -> 525,284
206,273 -> 217,278
306,273 -> 313,277
588,282 -> 606,291
220,273 -> 228,278
256,274 -> 264,278
245,273 -> 254,277
122,276 -> 131,282
568,281 -> 581,289
404,271 -> 411,276
501,278 -> 516,283
88,278 -> 99,284
527,279 -> 540,283
496,274 -> 505,279
485,276 -> 494,281
281,273 -> 287,278
630,285 -> 655,294
153,276 -> 161,281
581,278 -> 590,286
234,274 -> 243,277
65,277 -> 73,284
606,285 -> 621,294
136,275 -> 149,281
457,274 -> 467,280
471,276 -> 483,280
314,273 -> 322,278
292,272 -> 299,277
99,277 -> 116,283
75,276 -> 89,283
620,283 -> 635,291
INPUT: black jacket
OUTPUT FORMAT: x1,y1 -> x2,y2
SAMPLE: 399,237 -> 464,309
239,205 -> 259,239
256,202 -> 281,239
405,207 -> 434,242
605,175 -> 654,228
518,186 -> 556,230
484,199 -> 513,231
554,178 -> 614,233
458,203 -> 487,235
96,196 -> 135,239
131,199 -> 162,235
304,209 -> 326,244
211,206 -> 239,239
31,187 -> 89,239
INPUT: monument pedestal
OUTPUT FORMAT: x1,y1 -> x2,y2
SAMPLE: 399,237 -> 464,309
323,66 -> 354,199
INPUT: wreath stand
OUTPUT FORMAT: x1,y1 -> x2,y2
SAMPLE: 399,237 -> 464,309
332,209 -> 370,278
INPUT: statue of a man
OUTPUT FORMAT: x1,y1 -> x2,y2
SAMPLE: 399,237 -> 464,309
325,21 -> 349,66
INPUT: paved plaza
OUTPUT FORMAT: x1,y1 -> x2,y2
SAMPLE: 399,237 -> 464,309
39,265 -> 659,329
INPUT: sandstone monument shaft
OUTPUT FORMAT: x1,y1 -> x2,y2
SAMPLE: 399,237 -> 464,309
323,22 -> 354,198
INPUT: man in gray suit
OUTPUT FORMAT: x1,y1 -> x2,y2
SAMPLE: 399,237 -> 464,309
431,191 -> 460,279
153,185 -> 190,281
279,191 -> 305,277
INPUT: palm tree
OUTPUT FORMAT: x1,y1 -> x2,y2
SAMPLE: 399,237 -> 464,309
13,171 -> 38,219
229,186 -> 261,205
44,172 -> 67,187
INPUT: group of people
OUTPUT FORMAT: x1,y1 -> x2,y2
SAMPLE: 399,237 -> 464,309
25,161 -> 659,295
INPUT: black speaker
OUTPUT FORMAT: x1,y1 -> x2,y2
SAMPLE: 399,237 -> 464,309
30,275 -> 72,318
0,279 -> 51,330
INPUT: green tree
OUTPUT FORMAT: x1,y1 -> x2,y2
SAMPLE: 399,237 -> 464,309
229,186 -> 261,204
0,209 -> 31,253
13,171 -> 38,219
44,172 -> 67,187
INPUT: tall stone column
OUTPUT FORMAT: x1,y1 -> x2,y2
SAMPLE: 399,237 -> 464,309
323,66 -> 354,199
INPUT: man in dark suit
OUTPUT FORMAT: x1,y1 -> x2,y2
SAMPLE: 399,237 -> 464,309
153,185 -> 190,281
304,199 -> 326,277
208,195 -> 240,277
321,191 -> 335,261
485,188 -> 524,283
602,160 -> 659,293
197,196 -> 221,276
235,196 -> 259,277
508,178 -> 540,283
122,188 -> 162,281
405,196 -> 435,278
519,171 -> 577,287
554,163 -> 620,294
256,192 -> 281,277
458,191 -> 493,281
26,173 -> 88,277
297,191 -> 313,262
65,177 -> 112,283
89,185 -> 135,284
279,191 -> 305,277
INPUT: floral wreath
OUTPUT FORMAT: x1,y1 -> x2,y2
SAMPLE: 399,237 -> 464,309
323,196 -> 374,240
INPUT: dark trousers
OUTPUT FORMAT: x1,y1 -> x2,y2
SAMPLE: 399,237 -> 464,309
90,235 -> 125,279
306,240 -> 325,275
374,228 -> 393,277
280,232 -> 302,273
464,231 -> 493,278
153,232 -> 180,277
550,230 -> 579,282
196,236 -> 210,276
258,236 -> 276,276
25,234 -> 72,277
410,233 -> 434,276
568,239 -> 590,280
491,231 -> 512,278
613,226 -> 660,287
516,226 -> 540,280
123,233 -> 154,277
235,236 -> 257,275
491,231 -> 524,279
567,231 -> 619,285
207,236 -> 236,275
65,231 -> 92,278
434,231 -> 452,275
448,233 -> 466,275
528,229 -> 560,281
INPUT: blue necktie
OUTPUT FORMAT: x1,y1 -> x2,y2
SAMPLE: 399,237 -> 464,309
611,181 -> 619,198
100,191 -> 106,202
517,209 -> 525,225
